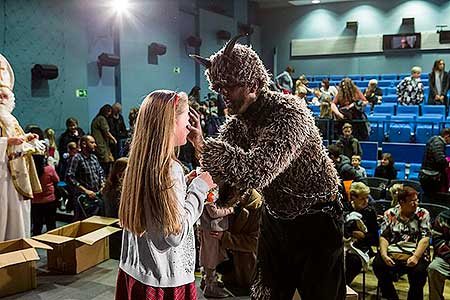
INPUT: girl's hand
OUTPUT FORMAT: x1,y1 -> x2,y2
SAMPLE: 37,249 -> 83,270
187,107 -> 204,150
198,171 -> 216,190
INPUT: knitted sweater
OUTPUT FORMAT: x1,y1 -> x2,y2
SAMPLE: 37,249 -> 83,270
119,161 -> 209,287
433,208 -> 450,263
202,89 -> 340,217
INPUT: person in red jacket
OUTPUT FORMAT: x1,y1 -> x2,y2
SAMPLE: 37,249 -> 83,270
31,154 -> 60,235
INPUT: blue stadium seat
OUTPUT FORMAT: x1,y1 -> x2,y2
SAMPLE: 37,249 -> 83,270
420,73 -> 428,80
309,81 -> 320,88
395,162 -> 406,179
362,74 -> 379,81
415,116 -> 443,143
399,73 -> 410,79
388,115 -> 416,143
306,76 -> 314,82
361,160 -> 377,177
368,115 -> 388,142
365,105 -> 371,115
348,74 -> 362,81
383,95 -> 398,103
397,105 -> 419,116
408,163 -> 421,181
330,81 -> 340,87
330,75 -> 344,81
373,104 -> 395,115
378,80 -> 393,87
424,87 -> 429,97
422,105 -> 445,117
353,80 -> 363,87
382,142 -> 426,163
360,141 -> 378,161
360,80 -> 370,87
314,75 -> 328,82
381,74 -> 397,81
387,87 -> 396,95
421,79 -> 429,86
308,105 -> 320,116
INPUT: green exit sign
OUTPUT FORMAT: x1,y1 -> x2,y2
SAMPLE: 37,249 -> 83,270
76,89 -> 87,98
173,67 -> 181,74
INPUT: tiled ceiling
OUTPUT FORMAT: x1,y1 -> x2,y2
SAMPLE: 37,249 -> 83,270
251,0 -> 358,8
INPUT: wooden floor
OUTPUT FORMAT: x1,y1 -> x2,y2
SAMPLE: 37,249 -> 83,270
5,253 -> 450,300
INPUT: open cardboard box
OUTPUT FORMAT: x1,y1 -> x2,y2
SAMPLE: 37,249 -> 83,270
0,238 -> 52,298
293,286 -> 358,300
33,216 -> 121,274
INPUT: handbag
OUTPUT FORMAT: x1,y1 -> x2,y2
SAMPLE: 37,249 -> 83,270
387,241 -> 416,261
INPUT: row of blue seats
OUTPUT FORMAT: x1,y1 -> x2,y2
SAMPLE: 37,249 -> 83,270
306,73 -> 429,82
360,160 -> 421,180
307,79 -> 430,89
372,104 -> 446,116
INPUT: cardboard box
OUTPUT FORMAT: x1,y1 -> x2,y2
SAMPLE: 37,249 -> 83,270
293,286 -> 358,300
0,238 -> 52,298
33,216 -> 121,274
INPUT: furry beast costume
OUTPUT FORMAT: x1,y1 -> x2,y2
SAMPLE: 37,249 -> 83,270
192,35 -> 345,300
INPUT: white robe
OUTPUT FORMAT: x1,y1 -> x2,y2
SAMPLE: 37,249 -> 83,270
0,137 -> 31,241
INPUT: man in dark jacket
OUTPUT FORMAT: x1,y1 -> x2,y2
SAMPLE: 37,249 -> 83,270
420,128 -> 450,194
108,102 -> 128,159
328,144 -> 363,182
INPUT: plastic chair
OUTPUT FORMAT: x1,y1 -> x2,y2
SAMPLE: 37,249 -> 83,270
373,105 -> 395,115
415,116 -> 443,143
362,177 -> 390,189
394,162 -> 406,180
362,74 -> 379,81
422,105 -> 445,117
314,75 -> 328,82
383,95 -> 398,103
408,163 -> 421,181
397,105 -> 419,116
361,160 -> 377,177
348,74 -> 362,81
330,75 -> 344,81
381,74 -> 397,81
388,115 -> 415,143
368,115 -> 388,142
419,203 -> 448,224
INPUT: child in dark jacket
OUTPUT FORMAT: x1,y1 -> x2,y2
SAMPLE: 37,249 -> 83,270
375,153 -> 397,180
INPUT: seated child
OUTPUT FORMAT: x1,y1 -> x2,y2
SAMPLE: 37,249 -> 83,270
351,155 -> 367,178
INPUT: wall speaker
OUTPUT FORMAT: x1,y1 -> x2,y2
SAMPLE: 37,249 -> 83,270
186,36 -> 202,48
31,64 -> 58,80
346,21 -> 358,31
216,30 -> 231,40
402,18 -> 415,26
148,43 -> 167,64
238,24 -> 254,35
439,31 -> 450,44
97,53 -> 120,77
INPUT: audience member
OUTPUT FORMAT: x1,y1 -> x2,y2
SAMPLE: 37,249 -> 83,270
91,104 -> 116,174
296,86 -> 307,102
328,144 -> 363,181
363,79 -> 383,111
58,117 -> 85,158
397,66 -> 424,106
375,153 -> 397,180
102,157 -> 128,218
109,102 -> 128,159
31,154 -> 60,235
312,87 -> 327,103
336,123 -> 362,159
44,128 -> 59,168
343,182 -> 378,284
66,135 -> 105,220
428,206 -> 450,300
331,78 -> 369,141
295,74 -> 313,95
420,128 -> 450,194
58,141 -> 79,180
275,66 -> 295,94
199,190 -> 234,298
428,59 -> 448,106
320,78 -> 338,97
116,91 -> 215,300
317,95 -> 333,139
188,85 -> 201,104
351,155 -> 367,179
389,183 -> 403,207
373,186 -> 431,300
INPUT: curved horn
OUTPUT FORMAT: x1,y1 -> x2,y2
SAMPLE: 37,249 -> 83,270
189,54 -> 211,68
223,33 -> 247,56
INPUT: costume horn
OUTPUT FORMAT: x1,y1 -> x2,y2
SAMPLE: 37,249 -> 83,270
223,33 -> 247,56
189,54 -> 211,68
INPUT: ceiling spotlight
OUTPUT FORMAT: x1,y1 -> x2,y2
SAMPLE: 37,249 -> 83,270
111,0 -> 129,14
312,0 -> 321,3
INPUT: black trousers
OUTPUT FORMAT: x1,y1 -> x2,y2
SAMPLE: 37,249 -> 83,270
372,253 -> 429,300
345,252 -> 363,284
252,204 -> 346,300
31,201 -> 57,236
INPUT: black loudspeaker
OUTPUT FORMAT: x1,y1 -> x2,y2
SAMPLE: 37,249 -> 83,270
31,64 -> 58,80
98,53 -> 120,66
148,43 -> 167,64
97,53 -> 120,77
439,31 -> 450,44
186,36 -> 202,48
238,24 -> 254,35
216,30 -> 231,40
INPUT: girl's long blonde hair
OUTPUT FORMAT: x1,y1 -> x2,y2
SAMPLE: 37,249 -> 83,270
119,90 -> 188,236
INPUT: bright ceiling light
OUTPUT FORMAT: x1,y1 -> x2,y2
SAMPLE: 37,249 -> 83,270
111,0 -> 129,14
312,0 -> 321,3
